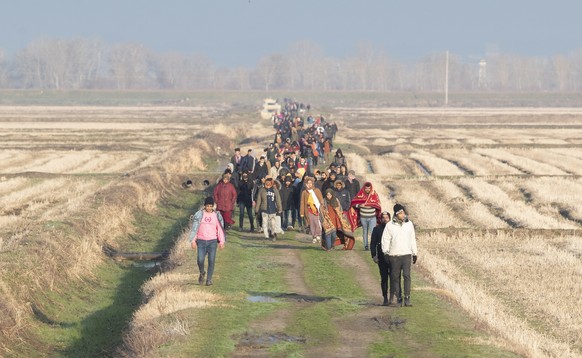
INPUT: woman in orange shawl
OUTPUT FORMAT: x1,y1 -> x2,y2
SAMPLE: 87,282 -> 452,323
348,182 -> 382,250
320,189 -> 356,250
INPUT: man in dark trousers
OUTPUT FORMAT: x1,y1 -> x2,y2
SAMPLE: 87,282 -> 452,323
382,204 -> 418,307
370,211 -> 394,306
237,172 -> 255,232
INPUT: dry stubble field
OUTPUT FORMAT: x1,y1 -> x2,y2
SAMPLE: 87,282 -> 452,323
0,104 -> 581,357
335,107 -> 582,357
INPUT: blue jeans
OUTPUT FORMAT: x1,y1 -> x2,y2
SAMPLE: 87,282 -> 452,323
283,209 -> 293,228
196,239 -> 218,280
360,217 -> 376,249
324,230 -> 337,250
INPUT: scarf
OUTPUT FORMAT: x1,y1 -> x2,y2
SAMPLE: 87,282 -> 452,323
347,181 -> 382,231
307,189 -> 321,211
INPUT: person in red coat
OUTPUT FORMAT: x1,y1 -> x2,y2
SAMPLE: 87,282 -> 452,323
213,174 -> 237,229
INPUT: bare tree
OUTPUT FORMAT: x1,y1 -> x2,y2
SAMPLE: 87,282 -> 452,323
108,43 -> 156,89
287,40 -> 324,90
254,54 -> 288,91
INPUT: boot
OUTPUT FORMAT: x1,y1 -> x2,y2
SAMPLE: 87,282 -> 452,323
198,272 -> 205,285
382,296 -> 389,306
404,296 -> 412,307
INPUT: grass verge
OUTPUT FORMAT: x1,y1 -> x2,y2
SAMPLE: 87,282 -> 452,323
28,188 -> 201,356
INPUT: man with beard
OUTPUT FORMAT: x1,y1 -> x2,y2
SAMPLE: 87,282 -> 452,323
344,169 -> 361,201
279,175 -> 296,230
237,172 -> 255,232
255,175 -> 284,241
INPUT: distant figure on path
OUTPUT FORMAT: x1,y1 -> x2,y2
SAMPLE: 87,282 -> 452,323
188,197 -> 225,286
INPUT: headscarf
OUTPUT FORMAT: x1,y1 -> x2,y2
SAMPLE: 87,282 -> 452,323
324,189 -> 339,208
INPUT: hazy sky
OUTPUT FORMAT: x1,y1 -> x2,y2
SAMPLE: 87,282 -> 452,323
2,1 -> 581,66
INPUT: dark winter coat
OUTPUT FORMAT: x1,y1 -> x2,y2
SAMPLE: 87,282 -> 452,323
237,179 -> 255,206
279,184 -> 296,210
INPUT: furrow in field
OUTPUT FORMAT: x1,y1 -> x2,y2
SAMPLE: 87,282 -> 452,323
457,178 -> 577,229
475,148 -> 568,176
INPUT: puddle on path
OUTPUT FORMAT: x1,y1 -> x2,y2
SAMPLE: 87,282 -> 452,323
246,292 -> 337,303
247,295 -> 279,303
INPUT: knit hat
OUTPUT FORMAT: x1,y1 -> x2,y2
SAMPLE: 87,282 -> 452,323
393,204 -> 405,215
204,197 -> 215,206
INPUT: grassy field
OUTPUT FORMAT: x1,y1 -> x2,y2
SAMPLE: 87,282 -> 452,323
0,93 -> 581,357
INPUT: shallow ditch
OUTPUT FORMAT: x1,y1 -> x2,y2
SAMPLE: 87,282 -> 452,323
366,160 -> 374,174
558,207 -> 582,226
414,160 -> 432,176
497,159 -> 531,175
448,160 -> 475,176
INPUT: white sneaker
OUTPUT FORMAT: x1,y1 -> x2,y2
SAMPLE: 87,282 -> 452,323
312,238 -> 317,243
316,236 -> 321,242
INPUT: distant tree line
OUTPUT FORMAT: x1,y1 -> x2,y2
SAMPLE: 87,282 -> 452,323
1,37 -> 582,92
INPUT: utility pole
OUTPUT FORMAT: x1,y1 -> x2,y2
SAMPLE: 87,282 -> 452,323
445,50 -> 449,106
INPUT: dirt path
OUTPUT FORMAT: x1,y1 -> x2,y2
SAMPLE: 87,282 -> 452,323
231,229 -> 399,358
231,237 -> 315,357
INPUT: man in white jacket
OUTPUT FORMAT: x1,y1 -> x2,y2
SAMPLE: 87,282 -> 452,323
381,204 -> 418,307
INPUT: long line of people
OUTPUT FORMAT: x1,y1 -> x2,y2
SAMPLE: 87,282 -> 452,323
201,98 -> 419,307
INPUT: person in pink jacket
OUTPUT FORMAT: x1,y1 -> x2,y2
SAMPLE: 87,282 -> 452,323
188,197 -> 226,286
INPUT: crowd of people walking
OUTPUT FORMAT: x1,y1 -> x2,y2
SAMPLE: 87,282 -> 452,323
189,98 -> 418,307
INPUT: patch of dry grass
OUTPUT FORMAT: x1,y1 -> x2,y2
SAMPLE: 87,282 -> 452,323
422,231 -> 582,356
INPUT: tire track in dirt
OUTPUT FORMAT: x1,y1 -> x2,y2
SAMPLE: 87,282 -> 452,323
309,250 -> 391,358
231,234 -> 401,358
231,239 -> 314,358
